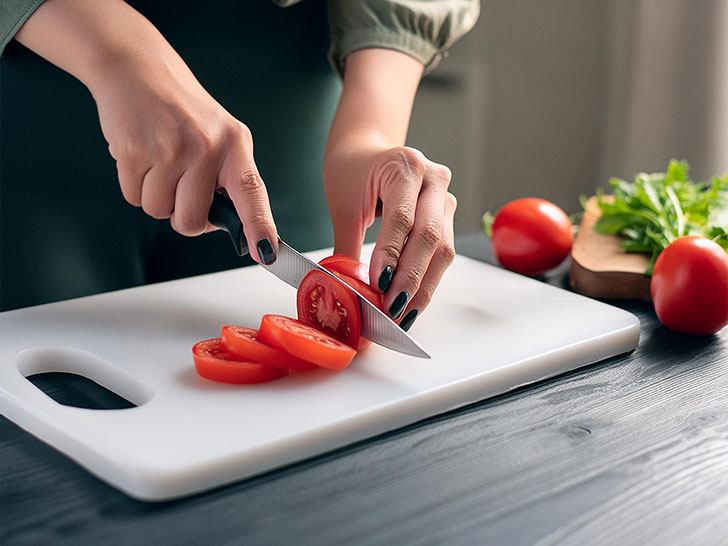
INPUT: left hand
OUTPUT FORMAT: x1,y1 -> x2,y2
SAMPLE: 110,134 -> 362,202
324,140 -> 457,325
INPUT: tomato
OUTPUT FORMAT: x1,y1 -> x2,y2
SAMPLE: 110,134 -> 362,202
335,272 -> 382,307
319,269 -> 383,310
317,270 -> 381,351
318,255 -> 369,284
317,256 -> 386,350
650,236 -> 728,335
258,314 -> 357,370
491,197 -> 573,276
325,271 -> 380,351
296,269 -> 362,349
220,325 -> 317,372
192,338 -> 288,384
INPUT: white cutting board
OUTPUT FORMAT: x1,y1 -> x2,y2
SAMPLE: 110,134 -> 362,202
0,247 -> 640,501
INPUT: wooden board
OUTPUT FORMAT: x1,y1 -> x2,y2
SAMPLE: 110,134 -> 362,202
570,196 -> 651,300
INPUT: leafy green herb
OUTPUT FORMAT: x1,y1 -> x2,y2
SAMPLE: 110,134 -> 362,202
594,159 -> 728,275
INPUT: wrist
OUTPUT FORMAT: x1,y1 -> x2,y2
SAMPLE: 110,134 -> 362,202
324,129 -> 392,178
83,27 -> 192,100
85,45 -> 180,101
325,127 -> 395,163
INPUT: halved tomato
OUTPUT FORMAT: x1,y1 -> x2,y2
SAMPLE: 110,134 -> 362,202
220,325 -> 317,372
192,338 -> 288,384
296,270 -> 362,349
258,314 -> 357,370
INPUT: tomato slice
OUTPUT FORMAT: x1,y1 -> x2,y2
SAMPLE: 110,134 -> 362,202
318,255 -> 370,285
192,338 -> 288,384
220,325 -> 317,372
296,270 -> 362,349
258,314 -> 357,370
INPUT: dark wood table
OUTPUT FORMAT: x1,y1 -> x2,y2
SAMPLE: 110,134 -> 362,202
2,233 -> 727,545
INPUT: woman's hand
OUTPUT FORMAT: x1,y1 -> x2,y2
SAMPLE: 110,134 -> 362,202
325,138 -> 456,326
324,49 -> 457,329
91,56 -> 278,264
15,0 -> 278,264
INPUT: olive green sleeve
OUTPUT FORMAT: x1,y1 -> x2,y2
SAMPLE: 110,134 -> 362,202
1,0 -> 46,54
326,0 -> 480,77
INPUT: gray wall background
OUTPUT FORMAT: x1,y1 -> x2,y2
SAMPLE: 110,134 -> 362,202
407,0 -> 728,234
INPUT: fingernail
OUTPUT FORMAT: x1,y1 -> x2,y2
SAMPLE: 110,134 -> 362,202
256,238 -> 276,265
399,309 -> 419,332
388,291 -> 409,320
378,266 -> 394,292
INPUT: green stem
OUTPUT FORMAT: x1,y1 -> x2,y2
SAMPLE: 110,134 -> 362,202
665,185 -> 685,237
482,211 -> 495,238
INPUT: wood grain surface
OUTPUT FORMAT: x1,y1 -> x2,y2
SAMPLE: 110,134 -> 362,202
569,196 -> 651,300
2,232 -> 727,546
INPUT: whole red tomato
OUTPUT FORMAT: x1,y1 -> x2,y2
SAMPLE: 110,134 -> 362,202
650,236 -> 728,335
491,198 -> 573,275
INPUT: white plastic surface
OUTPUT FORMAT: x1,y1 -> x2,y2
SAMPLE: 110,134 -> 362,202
0,248 -> 640,501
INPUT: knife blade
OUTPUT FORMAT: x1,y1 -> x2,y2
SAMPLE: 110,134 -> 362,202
209,192 -> 430,358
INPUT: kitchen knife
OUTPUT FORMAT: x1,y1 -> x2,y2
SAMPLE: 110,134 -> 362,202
209,192 -> 430,358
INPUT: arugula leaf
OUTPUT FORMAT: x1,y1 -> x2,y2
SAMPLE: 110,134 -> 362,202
593,159 -> 728,275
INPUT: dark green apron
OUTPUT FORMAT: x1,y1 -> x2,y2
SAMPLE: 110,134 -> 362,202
0,0 -> 340,311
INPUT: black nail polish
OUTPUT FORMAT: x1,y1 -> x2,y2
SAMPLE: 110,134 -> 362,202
378,266 -> 394,292
389,291 -> 409,320
399,309 -> 419,332
256,237 -> 276,265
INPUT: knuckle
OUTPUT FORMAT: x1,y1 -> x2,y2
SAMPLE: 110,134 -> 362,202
390,205 -> 415,234
417,284 -> 436,307
110,142 -> 141,162
418,220 -> 442,249
446,192 -> 458,210
228,122 -> 253,146
174,213 -> 206,236
379,147 -> 427,185
380,244 -> 402,264
440,242 -> 456,265
237,169 -> 264,193
431,163 -> 452,187
246,210 -> 273,229
393,147 -> 426,171
237,122 -> 253,142
437,163 -> 453,181
403,267 -> 424,288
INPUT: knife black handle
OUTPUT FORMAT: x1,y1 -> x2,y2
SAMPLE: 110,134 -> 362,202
208,192 -> 249,257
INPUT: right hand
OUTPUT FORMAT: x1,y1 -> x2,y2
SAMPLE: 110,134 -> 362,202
14,0 -> 277,261
90,55 -> 278,264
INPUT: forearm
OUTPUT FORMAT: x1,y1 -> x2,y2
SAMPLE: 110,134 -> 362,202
14,0 -> 194,95
325,48 -> 423,160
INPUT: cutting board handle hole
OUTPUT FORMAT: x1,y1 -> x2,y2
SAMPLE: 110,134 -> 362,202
16,347 -> 153,409
26,372 -> 137,410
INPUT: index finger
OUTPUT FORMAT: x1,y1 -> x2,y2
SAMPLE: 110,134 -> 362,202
217,127 -> 279,265
369,149 -> 426,293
